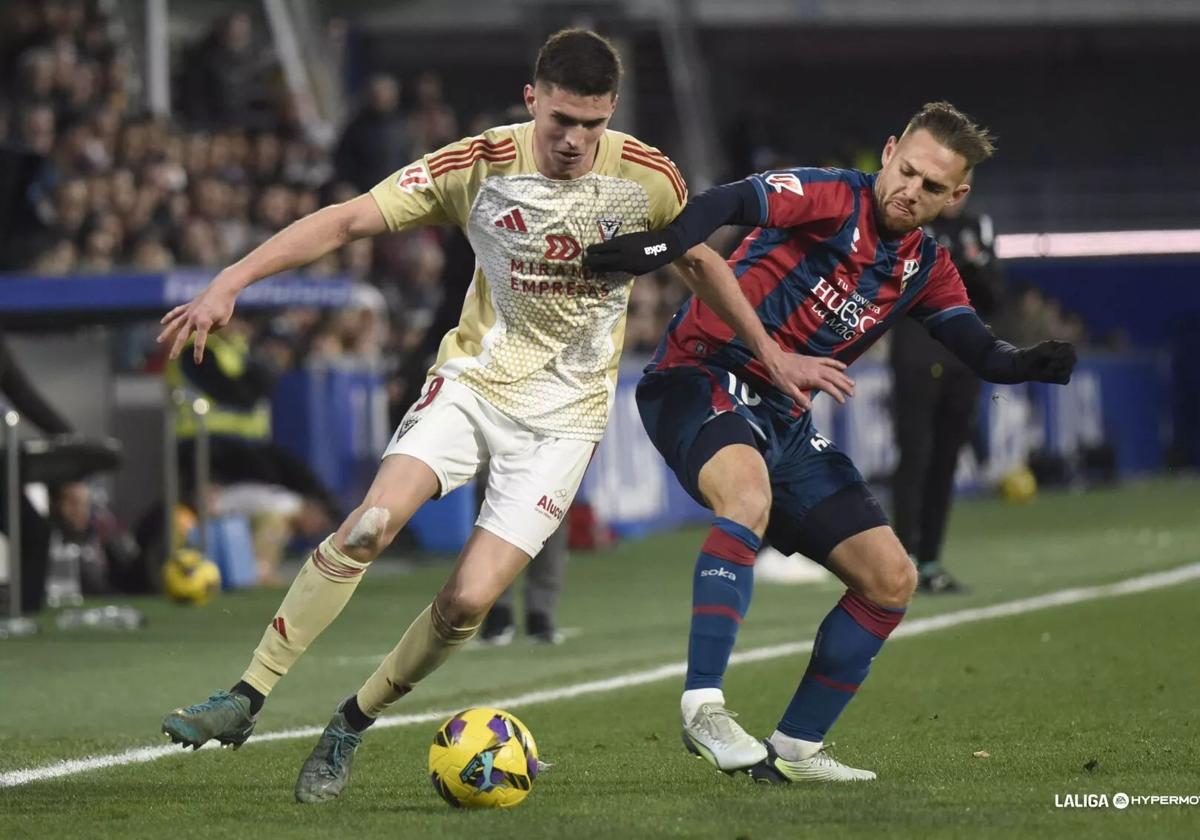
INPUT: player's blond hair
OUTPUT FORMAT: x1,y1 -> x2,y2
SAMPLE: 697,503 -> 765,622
903,101 -> 996,169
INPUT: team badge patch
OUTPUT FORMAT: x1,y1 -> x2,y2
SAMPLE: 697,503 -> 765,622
597,218 -> 622,241
901,258 -> 921,292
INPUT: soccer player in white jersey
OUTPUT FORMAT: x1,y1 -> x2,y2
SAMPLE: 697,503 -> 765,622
158,29 -> 824,802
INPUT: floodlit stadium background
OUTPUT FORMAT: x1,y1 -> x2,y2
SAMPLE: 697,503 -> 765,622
0,4 -> 1198,836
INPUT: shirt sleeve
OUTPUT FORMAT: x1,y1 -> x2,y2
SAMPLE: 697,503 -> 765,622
908,247 -> 976,328
369,130 -> 517,231
646,155 -> 688,229
743,167 -> 854,229
619,138 -> 688,229
369,157 -> 453,232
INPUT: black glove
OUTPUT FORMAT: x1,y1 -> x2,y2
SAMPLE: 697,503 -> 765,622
583,229 -> 683,275
1017,340 -> 1077,384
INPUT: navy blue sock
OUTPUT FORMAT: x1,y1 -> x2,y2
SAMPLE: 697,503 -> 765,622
685,517 -> 760,691
776,591 -> 905,742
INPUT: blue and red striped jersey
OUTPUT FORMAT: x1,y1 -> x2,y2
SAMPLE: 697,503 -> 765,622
648,167 -> 974,405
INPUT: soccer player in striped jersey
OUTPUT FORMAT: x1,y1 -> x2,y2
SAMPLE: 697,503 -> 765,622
585,102 -> 1077,782
156,28 -> 821,802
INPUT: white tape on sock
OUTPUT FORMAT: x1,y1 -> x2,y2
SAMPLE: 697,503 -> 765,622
345,506 -> 390,550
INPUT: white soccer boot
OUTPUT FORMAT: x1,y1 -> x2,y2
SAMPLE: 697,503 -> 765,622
681,702 -> 769,773
747,737 -> 876,782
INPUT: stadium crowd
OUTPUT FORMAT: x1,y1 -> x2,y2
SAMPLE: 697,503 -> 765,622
1,1 -> 1093,391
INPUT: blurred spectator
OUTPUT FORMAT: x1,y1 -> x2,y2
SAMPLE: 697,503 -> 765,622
890,178 -> 1006,595
1003,284 -> 1091,347
77,212 -> 120,272
334,74 -> 413,192
129,233 -> 174,271
248,183 -> 294,249
411,71 -> 458,154
179,11 -> 275,131
48,480 -> 151,597
29,237 -> 78,275
177,216 -> 223,267
17,102 -> 56,155
249,131 -> 282,184
17,47 -> 56,104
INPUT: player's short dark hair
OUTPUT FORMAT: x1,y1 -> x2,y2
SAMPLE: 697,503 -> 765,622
534,28 -> 622,97
903,101 -> 996,169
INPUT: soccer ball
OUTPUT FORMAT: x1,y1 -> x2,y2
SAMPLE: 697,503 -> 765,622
999,465 -> 1038,504
163,547 -> 221,605
428,707 -> 539,809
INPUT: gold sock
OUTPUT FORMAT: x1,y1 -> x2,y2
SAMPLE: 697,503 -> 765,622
240,535 -> 369,695
355,601 -> 479,718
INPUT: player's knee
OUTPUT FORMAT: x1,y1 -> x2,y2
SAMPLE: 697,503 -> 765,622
874,556 -> 917,609
708,482 -> 771,535
435,584 -> 493,627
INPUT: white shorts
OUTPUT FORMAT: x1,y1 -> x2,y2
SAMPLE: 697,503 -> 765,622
383,377 -> 594,557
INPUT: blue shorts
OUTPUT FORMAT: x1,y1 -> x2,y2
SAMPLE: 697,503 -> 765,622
636,365 -> 889,563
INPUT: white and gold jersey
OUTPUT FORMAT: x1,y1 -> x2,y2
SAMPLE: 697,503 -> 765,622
370,121 -> 686,441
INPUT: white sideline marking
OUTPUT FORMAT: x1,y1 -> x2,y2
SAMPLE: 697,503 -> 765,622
3,562 -> 1198,789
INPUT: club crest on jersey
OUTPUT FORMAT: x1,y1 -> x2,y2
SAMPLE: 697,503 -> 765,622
394,162 -> 431,193
765,172 -> 804,196
493,207 -> 528,232
901,258 -> 921,292
596,218 -> 622,241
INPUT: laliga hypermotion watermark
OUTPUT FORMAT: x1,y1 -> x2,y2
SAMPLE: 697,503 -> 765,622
1055,792 -> 1200,809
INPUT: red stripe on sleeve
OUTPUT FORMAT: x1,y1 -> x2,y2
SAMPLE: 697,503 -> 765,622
427,138 -> 514,168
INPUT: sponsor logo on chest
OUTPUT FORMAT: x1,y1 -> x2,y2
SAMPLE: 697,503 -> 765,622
809,276 -> 883,342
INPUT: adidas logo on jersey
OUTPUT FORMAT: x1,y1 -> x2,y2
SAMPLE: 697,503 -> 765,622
493,207 -> 528,232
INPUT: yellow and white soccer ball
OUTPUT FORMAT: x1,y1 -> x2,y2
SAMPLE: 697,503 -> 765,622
999,465 -> 1038,504
163,547 -> 221,605
428,707 -> 539,809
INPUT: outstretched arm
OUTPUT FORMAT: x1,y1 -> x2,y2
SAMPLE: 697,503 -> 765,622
671,244 -> 855,409
586,180 -> 762,275
930,312 -> 1077,384
158,193 -> 388,362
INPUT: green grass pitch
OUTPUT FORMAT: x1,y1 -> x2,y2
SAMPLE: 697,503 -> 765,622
2,478 -> 1199,838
